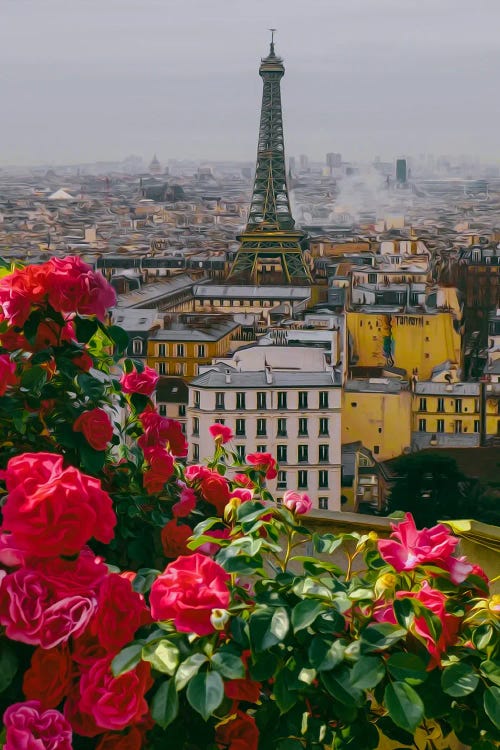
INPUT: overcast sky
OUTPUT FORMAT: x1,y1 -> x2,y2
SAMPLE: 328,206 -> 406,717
1,0 -> 500,166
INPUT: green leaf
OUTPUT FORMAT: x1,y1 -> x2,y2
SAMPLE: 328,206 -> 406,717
222,555 -> 264,575
186,670 -> 224,721
320,666 -> 363,707
0,643 -> 18,692
360,623 -> 407,653
480,660 -> 500,687
276,741 -> 304,750
386,653 -> 428,685
249,652 -> 279,681
74,317 -> 99,343
151,678 -> 179,729
249,607 -> 289,653
484,686 -> 500,729
312,532 -> 343,554
236,501 -> 272,525
472,624 -> 494,650
211,652 -> 245,680
291,599 -> 324,633
142,640 -> 180,675
111,642 -> 143,676
350,656 -> 385,689
106,324 -> 129,354
384,682 -> 424,734
274,669 -> 299,713
175,653 -> 208,691
79,441 -> 106,474
20,365 -> 47,396
441,663 -> 479,697
308,636 -> 345,671
393,598 -> 415,629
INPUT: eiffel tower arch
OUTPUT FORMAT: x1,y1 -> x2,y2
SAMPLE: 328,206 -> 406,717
227,35 -> 312,286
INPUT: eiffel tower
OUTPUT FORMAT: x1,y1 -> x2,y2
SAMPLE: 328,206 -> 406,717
227,32 -> 312,285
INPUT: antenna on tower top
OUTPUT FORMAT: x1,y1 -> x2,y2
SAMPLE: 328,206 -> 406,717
269,28 -> 276,56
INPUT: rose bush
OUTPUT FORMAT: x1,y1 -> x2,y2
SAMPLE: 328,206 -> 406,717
0,257 -> 498,750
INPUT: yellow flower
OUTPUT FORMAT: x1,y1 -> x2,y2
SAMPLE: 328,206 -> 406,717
375,573 -> 396,599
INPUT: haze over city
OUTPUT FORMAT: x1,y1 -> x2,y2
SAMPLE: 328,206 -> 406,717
2,0 -> 500,166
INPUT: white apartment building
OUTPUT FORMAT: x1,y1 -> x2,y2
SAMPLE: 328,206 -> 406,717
187,348 -> 342,510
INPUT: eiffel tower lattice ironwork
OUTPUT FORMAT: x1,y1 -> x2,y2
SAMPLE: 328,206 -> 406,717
227,33 -> 312,285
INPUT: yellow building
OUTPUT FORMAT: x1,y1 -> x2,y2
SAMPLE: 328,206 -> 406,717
411,382 -> 481,449
147,316 -> 241,379
484,381 -> 500,439
342,379 -> 412,460
347,310 -> 461,380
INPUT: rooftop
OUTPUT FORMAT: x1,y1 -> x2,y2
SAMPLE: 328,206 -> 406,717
192,284 -> 311,300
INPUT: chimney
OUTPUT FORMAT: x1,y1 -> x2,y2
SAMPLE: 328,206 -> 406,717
265,366 -> 273,384
225,369 -> 231,384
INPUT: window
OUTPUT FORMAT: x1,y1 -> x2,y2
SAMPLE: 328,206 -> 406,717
277,471 -> 287,490
256,418 -> 267,436
175,363 -> 185,376
215,418 -> 225,425
215,392 -> 225,409
133,339 -> 142,355
194,391 -> 200,408
197,344 -> 206,358
319,497 -> 329,510
257,392 -> 267,410
256,445 -> 267,453
351,402 -> 357,408
374,445 -> 380,455
298,470 -> 308,489
319,391 -> 329,409
298,418 -> 308,436
419,398 -> 427,412
236,392 -> 246,410
235,444 -> 246,460
277,418 -> 287,437
277,392 -> 287,409
319,418 -> 329,436
455,420 -> 463,434
277,445 -> 287,463
437,419 -> 445,433
319,470 -> 328,489
159,404 -> 167,416
178,405 -> 186,417
298,445 -> 309,463
176,344 -> 184,357
158,362 -> 167,375
474,399 -> 480,412
418,418 -> 427,432
158,344 -> 166,357
192,443 -> 199,461
437,397 -> 445,413
474,420 -> 480,433
455,399 -> 462,414
235,418 -> 245,436
298,391 -> 308,409
368,273 -> 377,283
192,417 -> 199,436
319,444 -> 329,463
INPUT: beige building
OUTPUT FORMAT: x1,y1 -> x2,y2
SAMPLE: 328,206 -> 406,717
187,348 -> 342,510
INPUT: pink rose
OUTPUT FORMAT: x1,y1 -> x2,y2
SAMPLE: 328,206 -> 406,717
230,487 -> 253,503
90,574 -> 151,653
209,423 -> 234,444
138,407 -> 187,457
120,366 -> 159,396
0,532 -> 26,567
73,408 -> 114,451
46,256 -> 116,321
78,657 -> 152,732
150,553 -> 230,636
0,354 -> 17,396
283,490 -> 312,515
197,528 -> 231,556
185,464 -> 211,483
2,452 -> 116,557
3,701 -> 72,750
377,513 -> 459,574
246,452 -> 278,480
172,486 -> 197,517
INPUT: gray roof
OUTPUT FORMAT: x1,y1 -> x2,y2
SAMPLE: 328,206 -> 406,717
191,367 -> 339,389
116,274 -> 195,307
193,284 -> 311,300
150,319 -> 239,342
414,381 -> 480,396
344,378 -> 405,394
110,308 -> 160,331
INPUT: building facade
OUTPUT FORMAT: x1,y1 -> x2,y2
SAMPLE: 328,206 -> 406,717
411,382 -> 481,449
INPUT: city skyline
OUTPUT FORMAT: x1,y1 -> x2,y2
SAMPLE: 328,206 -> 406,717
2,0 -> 500,166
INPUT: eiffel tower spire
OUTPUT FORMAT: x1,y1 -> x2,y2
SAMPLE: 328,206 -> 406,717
227,33 -> 312,285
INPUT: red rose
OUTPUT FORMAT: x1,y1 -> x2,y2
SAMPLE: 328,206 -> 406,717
0,264 -> 50,326
215,711 -> 259,750
78,656 -> 152,732
71,630 -> 107,670
246,452 -> 278,480
90,573 -> 151,653
0,354 -> 17,396
150,553 -> 230,636
143,446 -> 175,495
209,423 -> 234,444
4,701 -> 73,750
72,351 -> 94,371
96,727 -> 144,750
200,470 -> 232,515
73,408 -> 114,451
23,645 -> 73,709
120,366 -> 159,397
2,452 -> 116,557
233,473 -> 256,489
185,464 -> 211,483
46,257 -> 116,321
161,519 -> 193,558
172,486 -> 197,517
32,319 -> 75,351
138,407 -> 187,457
224,677 -> 261,703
